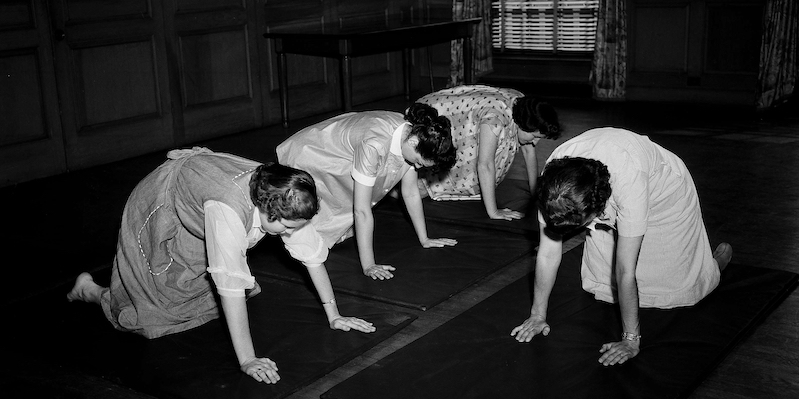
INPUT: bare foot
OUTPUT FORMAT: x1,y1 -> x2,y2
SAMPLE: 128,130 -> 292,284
713,243 -> 733,272
67,272 -> 103,304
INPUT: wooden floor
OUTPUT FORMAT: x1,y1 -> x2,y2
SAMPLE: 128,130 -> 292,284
5,87 -> 798,398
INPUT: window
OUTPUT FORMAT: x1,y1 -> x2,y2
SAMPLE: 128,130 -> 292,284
491,1 -> 599,53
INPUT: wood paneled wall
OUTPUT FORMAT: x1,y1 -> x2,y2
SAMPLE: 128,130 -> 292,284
0,0 -> 446,187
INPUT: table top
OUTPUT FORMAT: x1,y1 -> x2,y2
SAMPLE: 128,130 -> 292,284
264,17 -> 482,39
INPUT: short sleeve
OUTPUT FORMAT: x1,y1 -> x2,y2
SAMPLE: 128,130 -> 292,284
281,222 -> 329,267
477,112 -> 505,138
611,153 -> 649,237
204,201 -> 256,297
351,138 -> 384,187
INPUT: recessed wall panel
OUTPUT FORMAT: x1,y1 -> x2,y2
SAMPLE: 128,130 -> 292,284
65,0 -> 150,21
0,52 -> 46,145
633,6 -> 688,72
180,29 -> 250,106
0,1 -> 34,30
77,41 -> 159,126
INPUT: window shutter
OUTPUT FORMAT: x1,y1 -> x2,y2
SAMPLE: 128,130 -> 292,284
492,0 -> 598,53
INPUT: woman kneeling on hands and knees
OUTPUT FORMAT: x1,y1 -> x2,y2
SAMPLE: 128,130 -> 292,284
277,103 -> 458,280
510,128 -> 733,366
67,149 -> 375,383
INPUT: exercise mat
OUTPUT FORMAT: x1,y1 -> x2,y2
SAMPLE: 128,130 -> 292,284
4,275 -> 415,399
374,178 -> 538,235
320,246 -> 798,399
249,211 -> 537,310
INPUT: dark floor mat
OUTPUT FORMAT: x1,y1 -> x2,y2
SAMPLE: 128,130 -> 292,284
320,246 -> 799,399
249,211 -> 537,310
374,178 -> 538,235
4,275 -> 416,399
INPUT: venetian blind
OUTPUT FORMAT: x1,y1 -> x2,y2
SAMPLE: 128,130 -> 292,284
492,0 -> 599,53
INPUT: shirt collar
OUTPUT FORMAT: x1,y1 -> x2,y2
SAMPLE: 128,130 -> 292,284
390,122 -> 408,156
252,207 -> 263,231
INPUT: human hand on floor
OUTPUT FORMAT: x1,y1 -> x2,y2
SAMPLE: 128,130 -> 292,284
598,340 -> 640,366
420,237 -> 458,248
510,314 -> 550,342
488,208 -> 524,221
330,316 -> 377,333
364,264 -> 396,280
241,357 -> 280,383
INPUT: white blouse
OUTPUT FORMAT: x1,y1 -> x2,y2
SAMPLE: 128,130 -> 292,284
204,200 -> 328,297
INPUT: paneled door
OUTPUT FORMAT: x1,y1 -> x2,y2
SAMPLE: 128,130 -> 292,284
0,0 -> 67,186
50,0 -> 175,170
164,0 -> 264,143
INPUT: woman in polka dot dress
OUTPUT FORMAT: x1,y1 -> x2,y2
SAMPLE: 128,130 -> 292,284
416,85 -> 561,220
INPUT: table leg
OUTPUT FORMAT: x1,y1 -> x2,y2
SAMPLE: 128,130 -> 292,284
341,55 -> 353,111
277,52 -> 289,128
426,47 -> 434,92
403,48 -> 411,102
463,36 -> 473,84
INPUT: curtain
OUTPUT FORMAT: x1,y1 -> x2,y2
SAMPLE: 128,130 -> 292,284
590,0 -> 627,100
756,0 -> 798,111
449,0 -> 493,87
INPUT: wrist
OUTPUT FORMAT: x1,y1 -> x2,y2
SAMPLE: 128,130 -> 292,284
361,261 -> 375,271
321,297 -> 336,306
530,310 -> 546,320
239,355 -> 257,366
621,332 -> 642,342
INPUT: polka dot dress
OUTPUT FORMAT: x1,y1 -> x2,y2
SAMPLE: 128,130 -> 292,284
417,85 -> 522,200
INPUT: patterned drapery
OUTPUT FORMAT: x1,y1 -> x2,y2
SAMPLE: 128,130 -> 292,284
590,0 -> 627,100
756,0 -> 797,111
449,0 -> 493,87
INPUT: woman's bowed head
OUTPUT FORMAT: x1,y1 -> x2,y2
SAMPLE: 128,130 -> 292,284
512,97 -> 562,140
536,157 -> 612,237
250,163 -> 319,235
402,103 -> 457,172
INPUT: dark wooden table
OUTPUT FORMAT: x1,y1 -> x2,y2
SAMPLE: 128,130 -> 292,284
264,17 -> 482,127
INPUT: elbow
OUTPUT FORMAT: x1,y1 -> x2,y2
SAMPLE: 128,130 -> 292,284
615,268 -> 637,285
476,163 -> 494,180
353,207 -> 372,223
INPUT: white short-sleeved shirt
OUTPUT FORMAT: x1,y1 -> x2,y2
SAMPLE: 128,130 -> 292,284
204,201 -> 328,297
543,127 -> 720,308
276,111 -> 411,247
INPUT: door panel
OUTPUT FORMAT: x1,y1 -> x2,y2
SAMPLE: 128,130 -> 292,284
52,0 -> 174,170
169,0 -> 263,143
0,0 -> 67,186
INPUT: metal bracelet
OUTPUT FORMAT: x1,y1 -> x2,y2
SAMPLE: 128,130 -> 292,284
621,332 -> 642,341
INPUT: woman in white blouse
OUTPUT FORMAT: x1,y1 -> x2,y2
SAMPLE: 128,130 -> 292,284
67,148 -> 374,384
277,103 -> 458,281
511,128 -> 733,366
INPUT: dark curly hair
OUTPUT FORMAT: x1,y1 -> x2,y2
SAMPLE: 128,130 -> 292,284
404,102 -> 457,172
536,157 -> 611,236
249,163 -> 319,222
512,97 -> 562,140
